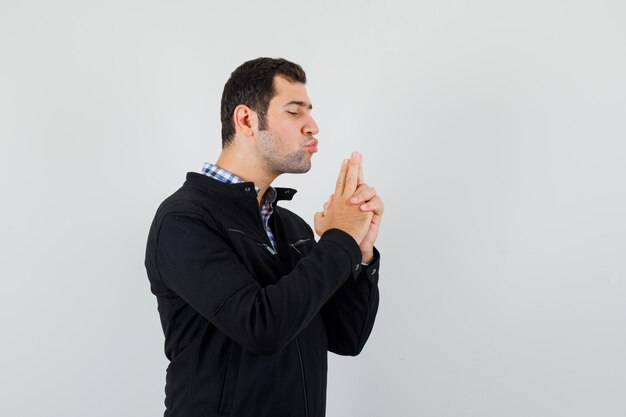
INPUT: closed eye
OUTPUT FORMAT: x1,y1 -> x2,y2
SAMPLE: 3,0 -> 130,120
286,111 -> 298,115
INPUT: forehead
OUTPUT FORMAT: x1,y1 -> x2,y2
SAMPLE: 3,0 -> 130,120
270,75 -> 311,108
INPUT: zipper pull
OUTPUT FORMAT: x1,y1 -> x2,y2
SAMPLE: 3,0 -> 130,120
289,243 -> 301,256
261,243 -> 277,255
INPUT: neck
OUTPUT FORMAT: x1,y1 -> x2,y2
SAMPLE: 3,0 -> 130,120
215,149 -> 278,205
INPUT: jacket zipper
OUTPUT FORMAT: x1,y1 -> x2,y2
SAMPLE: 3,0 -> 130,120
295,337 -> 310,417
216,340 -> 233,414
227,228 -> 276,255
262,214 -> 310,417
289,237 -> 311,256
250,201 -> 310,416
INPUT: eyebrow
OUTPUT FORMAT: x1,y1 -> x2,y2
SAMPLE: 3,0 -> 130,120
284,100 -> 313,110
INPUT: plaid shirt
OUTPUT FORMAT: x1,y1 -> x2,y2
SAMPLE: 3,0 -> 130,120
201,162 -> 278,251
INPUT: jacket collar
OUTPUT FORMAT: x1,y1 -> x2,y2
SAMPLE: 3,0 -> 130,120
185,172 -> 297,202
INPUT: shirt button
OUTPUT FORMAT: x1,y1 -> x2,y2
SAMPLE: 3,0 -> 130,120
244,186 -> 251,192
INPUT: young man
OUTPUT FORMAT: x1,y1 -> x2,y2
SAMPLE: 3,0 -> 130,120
145,57 -> 384,417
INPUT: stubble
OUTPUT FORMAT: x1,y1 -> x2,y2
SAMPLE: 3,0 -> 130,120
257,129 -> 311,175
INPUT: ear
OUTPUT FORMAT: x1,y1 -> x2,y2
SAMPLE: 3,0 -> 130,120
233,105 -> 258,137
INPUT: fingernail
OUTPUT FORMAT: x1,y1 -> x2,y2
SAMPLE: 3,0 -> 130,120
343,159 -> 349,165
351,197 -> 359,203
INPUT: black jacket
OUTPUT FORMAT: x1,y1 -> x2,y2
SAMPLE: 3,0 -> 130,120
145,172 -> 380,417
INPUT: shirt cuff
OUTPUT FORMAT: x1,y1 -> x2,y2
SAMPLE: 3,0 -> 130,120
357,246 -> 380,281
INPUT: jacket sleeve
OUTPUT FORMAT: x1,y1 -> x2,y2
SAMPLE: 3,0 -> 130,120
150,210 -> 363,354
320,246 -> 380,356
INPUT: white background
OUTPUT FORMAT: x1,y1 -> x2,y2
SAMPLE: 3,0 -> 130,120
1,1 -> 625,416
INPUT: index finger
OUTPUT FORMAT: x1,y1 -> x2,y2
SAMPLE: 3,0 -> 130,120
343,152 -> 361,196
334,158 -> 349,195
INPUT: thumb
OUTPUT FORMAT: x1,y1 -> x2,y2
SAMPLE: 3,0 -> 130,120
323,193 -> 334,211
313,211 -> 326,237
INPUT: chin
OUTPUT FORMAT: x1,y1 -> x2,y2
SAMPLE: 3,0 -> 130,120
278,153 -> 311,174
300,159 -> 312,173
288,163 -> 311,174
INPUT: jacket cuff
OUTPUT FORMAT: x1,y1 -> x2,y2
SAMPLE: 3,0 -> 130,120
320,228 -> 364,279
358,246 -> 380,284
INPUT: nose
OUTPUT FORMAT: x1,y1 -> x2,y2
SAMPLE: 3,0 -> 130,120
302,114 -> 319,137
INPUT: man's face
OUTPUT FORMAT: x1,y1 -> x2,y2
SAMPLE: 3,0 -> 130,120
256,75 -> 319,175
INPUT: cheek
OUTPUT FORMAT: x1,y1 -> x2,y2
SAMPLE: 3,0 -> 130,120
269,117 -> 302,143
277,123 -> 298,140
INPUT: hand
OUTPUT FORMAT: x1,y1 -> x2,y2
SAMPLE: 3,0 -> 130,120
314,153 -> 373,244
321,153 -> 384,263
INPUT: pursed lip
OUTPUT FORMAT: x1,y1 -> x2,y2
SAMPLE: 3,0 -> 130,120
305,138 -> 319,152
305,138 -> 318,147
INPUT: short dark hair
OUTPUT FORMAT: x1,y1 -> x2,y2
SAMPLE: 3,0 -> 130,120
220,57 -> 307,148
